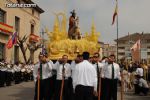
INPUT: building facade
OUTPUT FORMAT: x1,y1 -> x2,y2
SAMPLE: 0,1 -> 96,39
103,44 -> 116,57
115,33 -> 150,63
0,0 -> 44,63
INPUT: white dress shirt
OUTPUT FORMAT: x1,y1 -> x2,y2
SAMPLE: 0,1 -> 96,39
70,60 -> 77,78
33,62 -> 53,82
73,60 -> 97,91
13,65 -> 21,72
53,61 -> 71,80
136,68 -> 143,77
102,62 -> 121,80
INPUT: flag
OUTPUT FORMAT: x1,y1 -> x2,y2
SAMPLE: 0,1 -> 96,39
29,34 -> 41,42
7,32 -> 17,49
41,46 -> 47,56
130,39 -> 141,51
112,1 -> 118,25
131,39 -> 141,62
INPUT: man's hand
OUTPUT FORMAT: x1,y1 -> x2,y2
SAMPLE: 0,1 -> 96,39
93,91 -> 98,96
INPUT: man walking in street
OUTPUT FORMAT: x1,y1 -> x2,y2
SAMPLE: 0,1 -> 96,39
101,54 -> 121,100
33,52 -> 53,100
73,52 -> 97,100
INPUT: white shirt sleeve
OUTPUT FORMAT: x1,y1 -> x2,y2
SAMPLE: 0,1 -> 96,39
33,64 -> 39,82
117,64 -> 121,81
53,61 -> 59,70
92,66 -> 98,92
65,64 -> 71,78
47,62 -> 53,72
73,64 -> 78,90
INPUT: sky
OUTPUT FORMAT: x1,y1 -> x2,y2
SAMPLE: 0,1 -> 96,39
32,0 -> 150,44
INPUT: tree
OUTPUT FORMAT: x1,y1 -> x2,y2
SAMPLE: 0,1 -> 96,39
17,34 -> 42,64
27,41 -> 42,63
17,35 -> 28,64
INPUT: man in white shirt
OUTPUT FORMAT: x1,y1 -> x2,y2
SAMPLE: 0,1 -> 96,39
135,75 -> 149,95
33,52 -> 53,100
93,53 -> 104,100
136,64 -> 144,77
102,54 -> 120,100
13,62 -> 21,84
73,52 -> 97,100
0,61 -> 7,87
71,54 -> 83,78
53,55 -> 71,100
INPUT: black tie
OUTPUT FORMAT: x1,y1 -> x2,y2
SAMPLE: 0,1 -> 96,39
112,64 -> 114,79
40,63 -> 42,80
62,64 -> 65,79
97,63 -> 100,78
97,63 -> 100,91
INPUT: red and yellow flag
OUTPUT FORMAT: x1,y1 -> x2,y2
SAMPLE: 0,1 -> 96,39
112,1 -> 118,25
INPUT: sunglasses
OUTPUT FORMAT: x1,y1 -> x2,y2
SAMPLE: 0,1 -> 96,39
93,56 -> 99,58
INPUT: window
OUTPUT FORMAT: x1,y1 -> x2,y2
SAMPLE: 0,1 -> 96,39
0,9 -> 6,23
147,52 -> 150,55
118,47 -> 125,49
32,9 -> 35,15
147,40 -> 150,43
118,52 -> 125,55
15,16 -> 20,33
14,46 -> 19,63
31,24 -> 34,34
147,46 -> 150,49
0,43 -> 5,60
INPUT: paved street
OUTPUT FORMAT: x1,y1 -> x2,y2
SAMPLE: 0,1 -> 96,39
0,82 -> 34,100
0,81 -> 150,100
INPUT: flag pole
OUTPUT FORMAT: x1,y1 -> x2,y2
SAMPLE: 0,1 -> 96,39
116,0 -> 119,63
116,0 -> 124,100
60,64 -> 65,100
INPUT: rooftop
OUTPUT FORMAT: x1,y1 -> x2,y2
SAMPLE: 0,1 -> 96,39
23,0 -> 44,13
114,33 -> 150,42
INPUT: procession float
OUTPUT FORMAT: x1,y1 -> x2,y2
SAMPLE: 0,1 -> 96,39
46,10 -> 100,60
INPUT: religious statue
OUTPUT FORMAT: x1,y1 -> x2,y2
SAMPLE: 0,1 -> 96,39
68,10 -> 81,39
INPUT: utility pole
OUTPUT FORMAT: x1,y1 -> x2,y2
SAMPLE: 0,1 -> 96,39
40,28 -> 46,46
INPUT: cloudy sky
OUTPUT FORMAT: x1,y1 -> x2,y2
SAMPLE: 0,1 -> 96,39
32,0 -> 150,44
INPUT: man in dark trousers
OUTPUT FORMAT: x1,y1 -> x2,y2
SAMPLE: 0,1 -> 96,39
73,52 -> 97,100
101,54 -> 121,100
33,52 -> 53,100
53,55 -> 71,100
92,53 -> 104,100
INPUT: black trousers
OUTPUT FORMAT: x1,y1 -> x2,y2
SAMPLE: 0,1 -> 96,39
34,77 -> 53,100
0,71 -> 6,87
54,79 -> 70,100
102,78 -> 118,100
75,85 -> 94,100
14,72 -> 21,84
6,72 -> 12,86
134,84 -> 139,94
94,78 -> 105,100
68,77 -> 74,100
136,85 -> 149,95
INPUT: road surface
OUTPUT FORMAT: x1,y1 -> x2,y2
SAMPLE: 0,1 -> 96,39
0,81 -> 149,100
